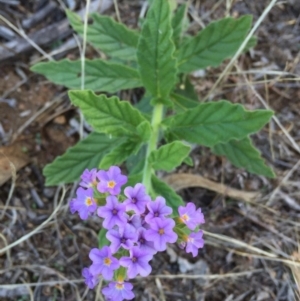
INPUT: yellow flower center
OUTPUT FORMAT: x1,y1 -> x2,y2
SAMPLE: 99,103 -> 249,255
103,257 -> 112,266
187,236 -> 194,243
158,228 -> 164,235
85,197 -> 93,206
180,214 -> 189,222
107,181 -> 116,188
115,282 -> 124,290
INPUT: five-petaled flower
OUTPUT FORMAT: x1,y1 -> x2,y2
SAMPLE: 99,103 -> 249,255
185,230 -> 204,257
145,196 -> 172,223
124,183 -> 150,214
97,195 -> 127,229
120,247 -> 153,279
70,187 -> 97,220
145,218 -> 178,251
178,202 -> 205,230
102,281 -> 135,301
89,246 -> 120,280
97,166 -> 127,195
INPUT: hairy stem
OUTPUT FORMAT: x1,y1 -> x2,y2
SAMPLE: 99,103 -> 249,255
142,103 -> 163,193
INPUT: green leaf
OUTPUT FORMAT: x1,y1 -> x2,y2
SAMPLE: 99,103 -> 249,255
163,100 -> 273,147
69,90 -> 149,137
183,156 -> 193,166
126,145 -> 147,175
137,0 -> 177,100
243,36 -> 257,53
171,92 -> 198,113
172,4 -> 188,48
176,76 -> 198,101
177,16 -> 252,73
31,59 -> 142,93
43,132 -> 120,186
149,141 -> 191,171
127,173 -> 143,188
137,121 -> 152,142
98,228 -> 109,248
212,137 -> 275,178
151,175 -> 184,216
99,138 -> 143,169
67,10 -> 139,60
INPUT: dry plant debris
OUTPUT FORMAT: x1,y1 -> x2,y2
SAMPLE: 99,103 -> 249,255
0,0 -> 300,300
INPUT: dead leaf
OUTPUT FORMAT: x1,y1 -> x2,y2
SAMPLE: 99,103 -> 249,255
0,142 -> 30,186
163,173 -> 260,203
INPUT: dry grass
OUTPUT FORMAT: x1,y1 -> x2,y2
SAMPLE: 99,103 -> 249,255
1,0 -> 300,300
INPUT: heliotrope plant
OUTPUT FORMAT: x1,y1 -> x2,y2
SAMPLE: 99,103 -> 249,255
31,0 -> 275,299
72,166 -> 204,299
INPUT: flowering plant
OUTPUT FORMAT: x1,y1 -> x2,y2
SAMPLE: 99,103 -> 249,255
72,166 -> 204,300
31,0 -> 276,299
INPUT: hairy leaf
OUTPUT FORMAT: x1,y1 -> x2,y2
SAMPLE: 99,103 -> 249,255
43,132 -> 120,186
149,141 -> 191,171
31,59 -> 141,93
137,0 -> 177,100
177,16 -> 252,73
67,10 -> 139,60
172,4 -> 188,48
137,121 -> 152,142
126,145 -> 147,175
69,90 -> 149,137
212,137 -> 275,178
151,175 -> 184,216
99,138 -> 143,169
163,100 -> 273,147
171,92 -> 199,113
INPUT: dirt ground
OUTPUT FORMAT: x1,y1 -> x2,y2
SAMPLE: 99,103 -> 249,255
1,0 -> 300,300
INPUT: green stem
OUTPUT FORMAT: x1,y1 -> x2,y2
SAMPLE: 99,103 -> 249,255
142,103 -> 164,193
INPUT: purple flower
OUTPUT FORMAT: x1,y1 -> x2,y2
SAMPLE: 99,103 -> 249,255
80,168 -> 98,188
89,246 -> 120,280
178,202 -> 205,230
125,214 -> 142,231
82,267 -> 99,289
145,196 -> 172,224
145,218 -> 178,251
120,247 -> 152,279
97,166 -> 127,195
106,224 -> 136,253
70,187 -> 97,220
97,196 -> 127,229
185,231 -> 204,257
102,281 -> 134,301
124,183 -> 150,214
136,228 -> 157,255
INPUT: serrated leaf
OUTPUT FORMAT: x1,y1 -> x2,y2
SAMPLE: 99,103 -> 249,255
126,145 -> 147,175
137,121 -> 152,142
212,137 -> 275,178
163,100 -> 273,147
98,228 -> 109,248
149,141 -> 191,171
43,132 -> 120,186
69,90 -> 149,137
31,59 -> 141,93
177,16 -> 252,73
171,92 -> 198,113
99,138 -> 143,169
172,4 -> 188,48
176,76 -> 199,101
67,10 -> 139,60
151,175 -> 184,216
137,0 -> 177,99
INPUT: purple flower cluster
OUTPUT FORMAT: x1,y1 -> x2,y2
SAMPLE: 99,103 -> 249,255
70,166 -> 205,301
